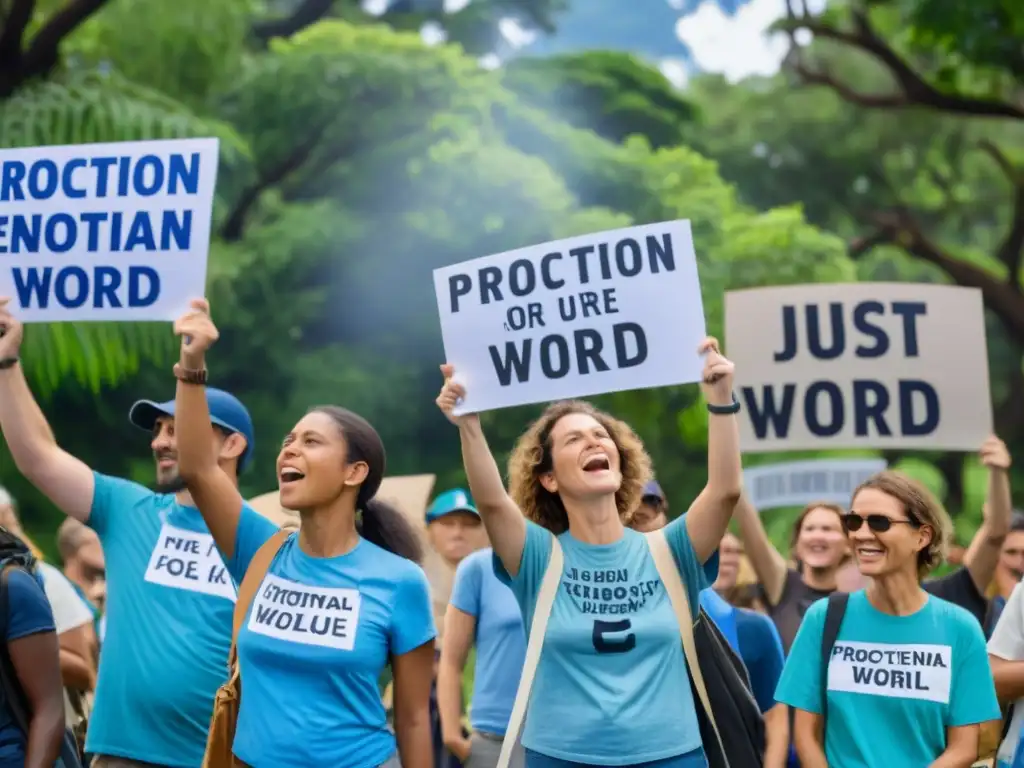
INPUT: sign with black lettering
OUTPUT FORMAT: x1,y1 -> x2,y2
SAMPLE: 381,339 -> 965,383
744,458 -> 887,511
828,641 -> 952,704
725,284 -> 992,451
143,523 -> 236,601
433,221 -> 706,413
247,574 -> 361,651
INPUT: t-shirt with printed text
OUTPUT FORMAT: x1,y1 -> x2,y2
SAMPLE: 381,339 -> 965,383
494,517 -> 717,766
775,590 -> 1000,768
85,473 -> 237,767
228,506 -> 436,768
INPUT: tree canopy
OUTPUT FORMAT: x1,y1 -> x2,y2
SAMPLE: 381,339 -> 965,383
0,0 -> 1018,558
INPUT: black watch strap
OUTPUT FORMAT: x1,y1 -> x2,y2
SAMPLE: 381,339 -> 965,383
707,394 -> 741,415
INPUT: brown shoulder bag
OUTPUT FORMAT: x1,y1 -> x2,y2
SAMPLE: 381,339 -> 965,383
202,531 -> 290,768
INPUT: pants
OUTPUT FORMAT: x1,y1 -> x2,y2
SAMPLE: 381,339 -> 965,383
464,731 -> 525,768
91,758 -> 173,768
524,748 -> 706,768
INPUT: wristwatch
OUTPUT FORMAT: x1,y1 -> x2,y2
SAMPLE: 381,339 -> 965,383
173,362 -> 208,385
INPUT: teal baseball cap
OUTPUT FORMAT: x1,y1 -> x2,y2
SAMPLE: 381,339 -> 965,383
425,488 -> 479,523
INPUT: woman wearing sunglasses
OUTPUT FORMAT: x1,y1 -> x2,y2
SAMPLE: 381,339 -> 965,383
775,471 -> 1000,768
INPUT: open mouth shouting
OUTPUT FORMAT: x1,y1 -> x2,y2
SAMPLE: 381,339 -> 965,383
279,467 -> 306,484
581,454 -> 611,474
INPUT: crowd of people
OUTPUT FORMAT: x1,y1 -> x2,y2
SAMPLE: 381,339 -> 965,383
0,294 -> 1021,768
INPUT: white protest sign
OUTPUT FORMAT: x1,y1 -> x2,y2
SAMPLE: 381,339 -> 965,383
247,574 -> 361,651
433,220 -> 706,413
725,283 -> 992,452
0,138 -> 219,322
744,458 -> 887,511
143,523 -> 236,601
828,641 -> 952,705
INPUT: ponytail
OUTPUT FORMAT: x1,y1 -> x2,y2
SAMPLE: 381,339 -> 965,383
358,498 -> 423,564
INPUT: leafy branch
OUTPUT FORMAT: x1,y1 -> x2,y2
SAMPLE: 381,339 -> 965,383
0,0 -> 111,97
780,0 -> 1024,120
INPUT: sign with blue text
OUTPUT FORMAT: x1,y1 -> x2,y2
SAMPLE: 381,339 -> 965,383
434,221 -> 706,414
0,138 -> 219,322
744,458 -> 888,512
725,283 -> 992,452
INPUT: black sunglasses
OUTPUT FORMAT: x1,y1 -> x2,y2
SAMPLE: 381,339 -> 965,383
842,513 -> 919,534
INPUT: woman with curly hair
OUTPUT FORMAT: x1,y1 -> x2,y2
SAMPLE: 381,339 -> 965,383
435,337 -> 742,768
775,471 -> 1000,768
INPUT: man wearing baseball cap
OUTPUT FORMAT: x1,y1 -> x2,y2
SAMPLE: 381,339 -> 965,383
0,300 -> 255,768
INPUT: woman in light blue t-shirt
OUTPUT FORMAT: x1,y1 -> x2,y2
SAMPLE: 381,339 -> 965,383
171,299 -> 437,768
776,470 -> 1001,768
435,337 -> 742,768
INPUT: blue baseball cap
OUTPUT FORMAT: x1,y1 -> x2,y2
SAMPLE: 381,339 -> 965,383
426,488 -> 479,524
642,480 -> 665,502
128,389 -> 256,472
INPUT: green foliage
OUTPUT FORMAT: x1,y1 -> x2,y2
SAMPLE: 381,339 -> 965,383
4,0 -> 1012,564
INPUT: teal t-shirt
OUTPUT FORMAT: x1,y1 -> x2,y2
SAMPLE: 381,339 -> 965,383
775,590 -> 1001,768
85,472 -> 237,767
494,517 -> 717,766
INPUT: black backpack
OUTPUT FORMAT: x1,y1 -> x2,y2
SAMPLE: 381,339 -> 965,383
0,527 -> 84,768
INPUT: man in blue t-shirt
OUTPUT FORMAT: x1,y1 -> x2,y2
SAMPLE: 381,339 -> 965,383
0,304 -> 256,768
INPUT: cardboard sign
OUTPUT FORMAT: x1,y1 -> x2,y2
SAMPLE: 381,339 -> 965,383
726,283 -> 992,452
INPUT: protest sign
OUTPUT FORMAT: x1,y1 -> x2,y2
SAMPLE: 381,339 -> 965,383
726,283 -> 992,452
434,221 -> 706,414
744,458 -> 887,511
0,138 -> 218,322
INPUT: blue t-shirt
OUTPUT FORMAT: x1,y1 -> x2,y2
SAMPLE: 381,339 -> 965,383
775,590 -> 1001,767
86,473 -> 237,767
735,607 -> 785,714
495,517 -> 717,766
228,506 -> 436,768
450,548 -> 526,736
698,589 -> 739,652
0,569 -> 55,763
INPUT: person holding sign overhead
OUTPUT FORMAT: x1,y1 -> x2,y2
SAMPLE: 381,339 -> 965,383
775,471 -> 1000,768
0,298 -> 253,768
171,299 -> 436,768
435,336 -> 741,768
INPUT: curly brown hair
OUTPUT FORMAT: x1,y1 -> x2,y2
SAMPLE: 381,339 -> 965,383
507,400 -> 652,534
852,470 -> 951,580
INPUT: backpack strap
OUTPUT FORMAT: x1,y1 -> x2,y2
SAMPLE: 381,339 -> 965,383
0,564 -> 33,734
496,535 -> 563,768
228,531 -> 290,669
820,592 -> 849,730
646,529 -> 729,767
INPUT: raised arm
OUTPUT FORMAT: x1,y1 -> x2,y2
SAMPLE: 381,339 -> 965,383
733,493 -> 789,606
963,435 -> 1012,593
436,365 -> 526,577
0,300 -> 95,523
172,299 -> 246,559
685,337 -> 743,563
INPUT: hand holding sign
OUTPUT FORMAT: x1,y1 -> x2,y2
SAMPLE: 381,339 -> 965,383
174,298 -> 219,369
698,336 -> 735,407
980,435 -> 1011,471
0,298 -> 24,358
436,364 -> 478,428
